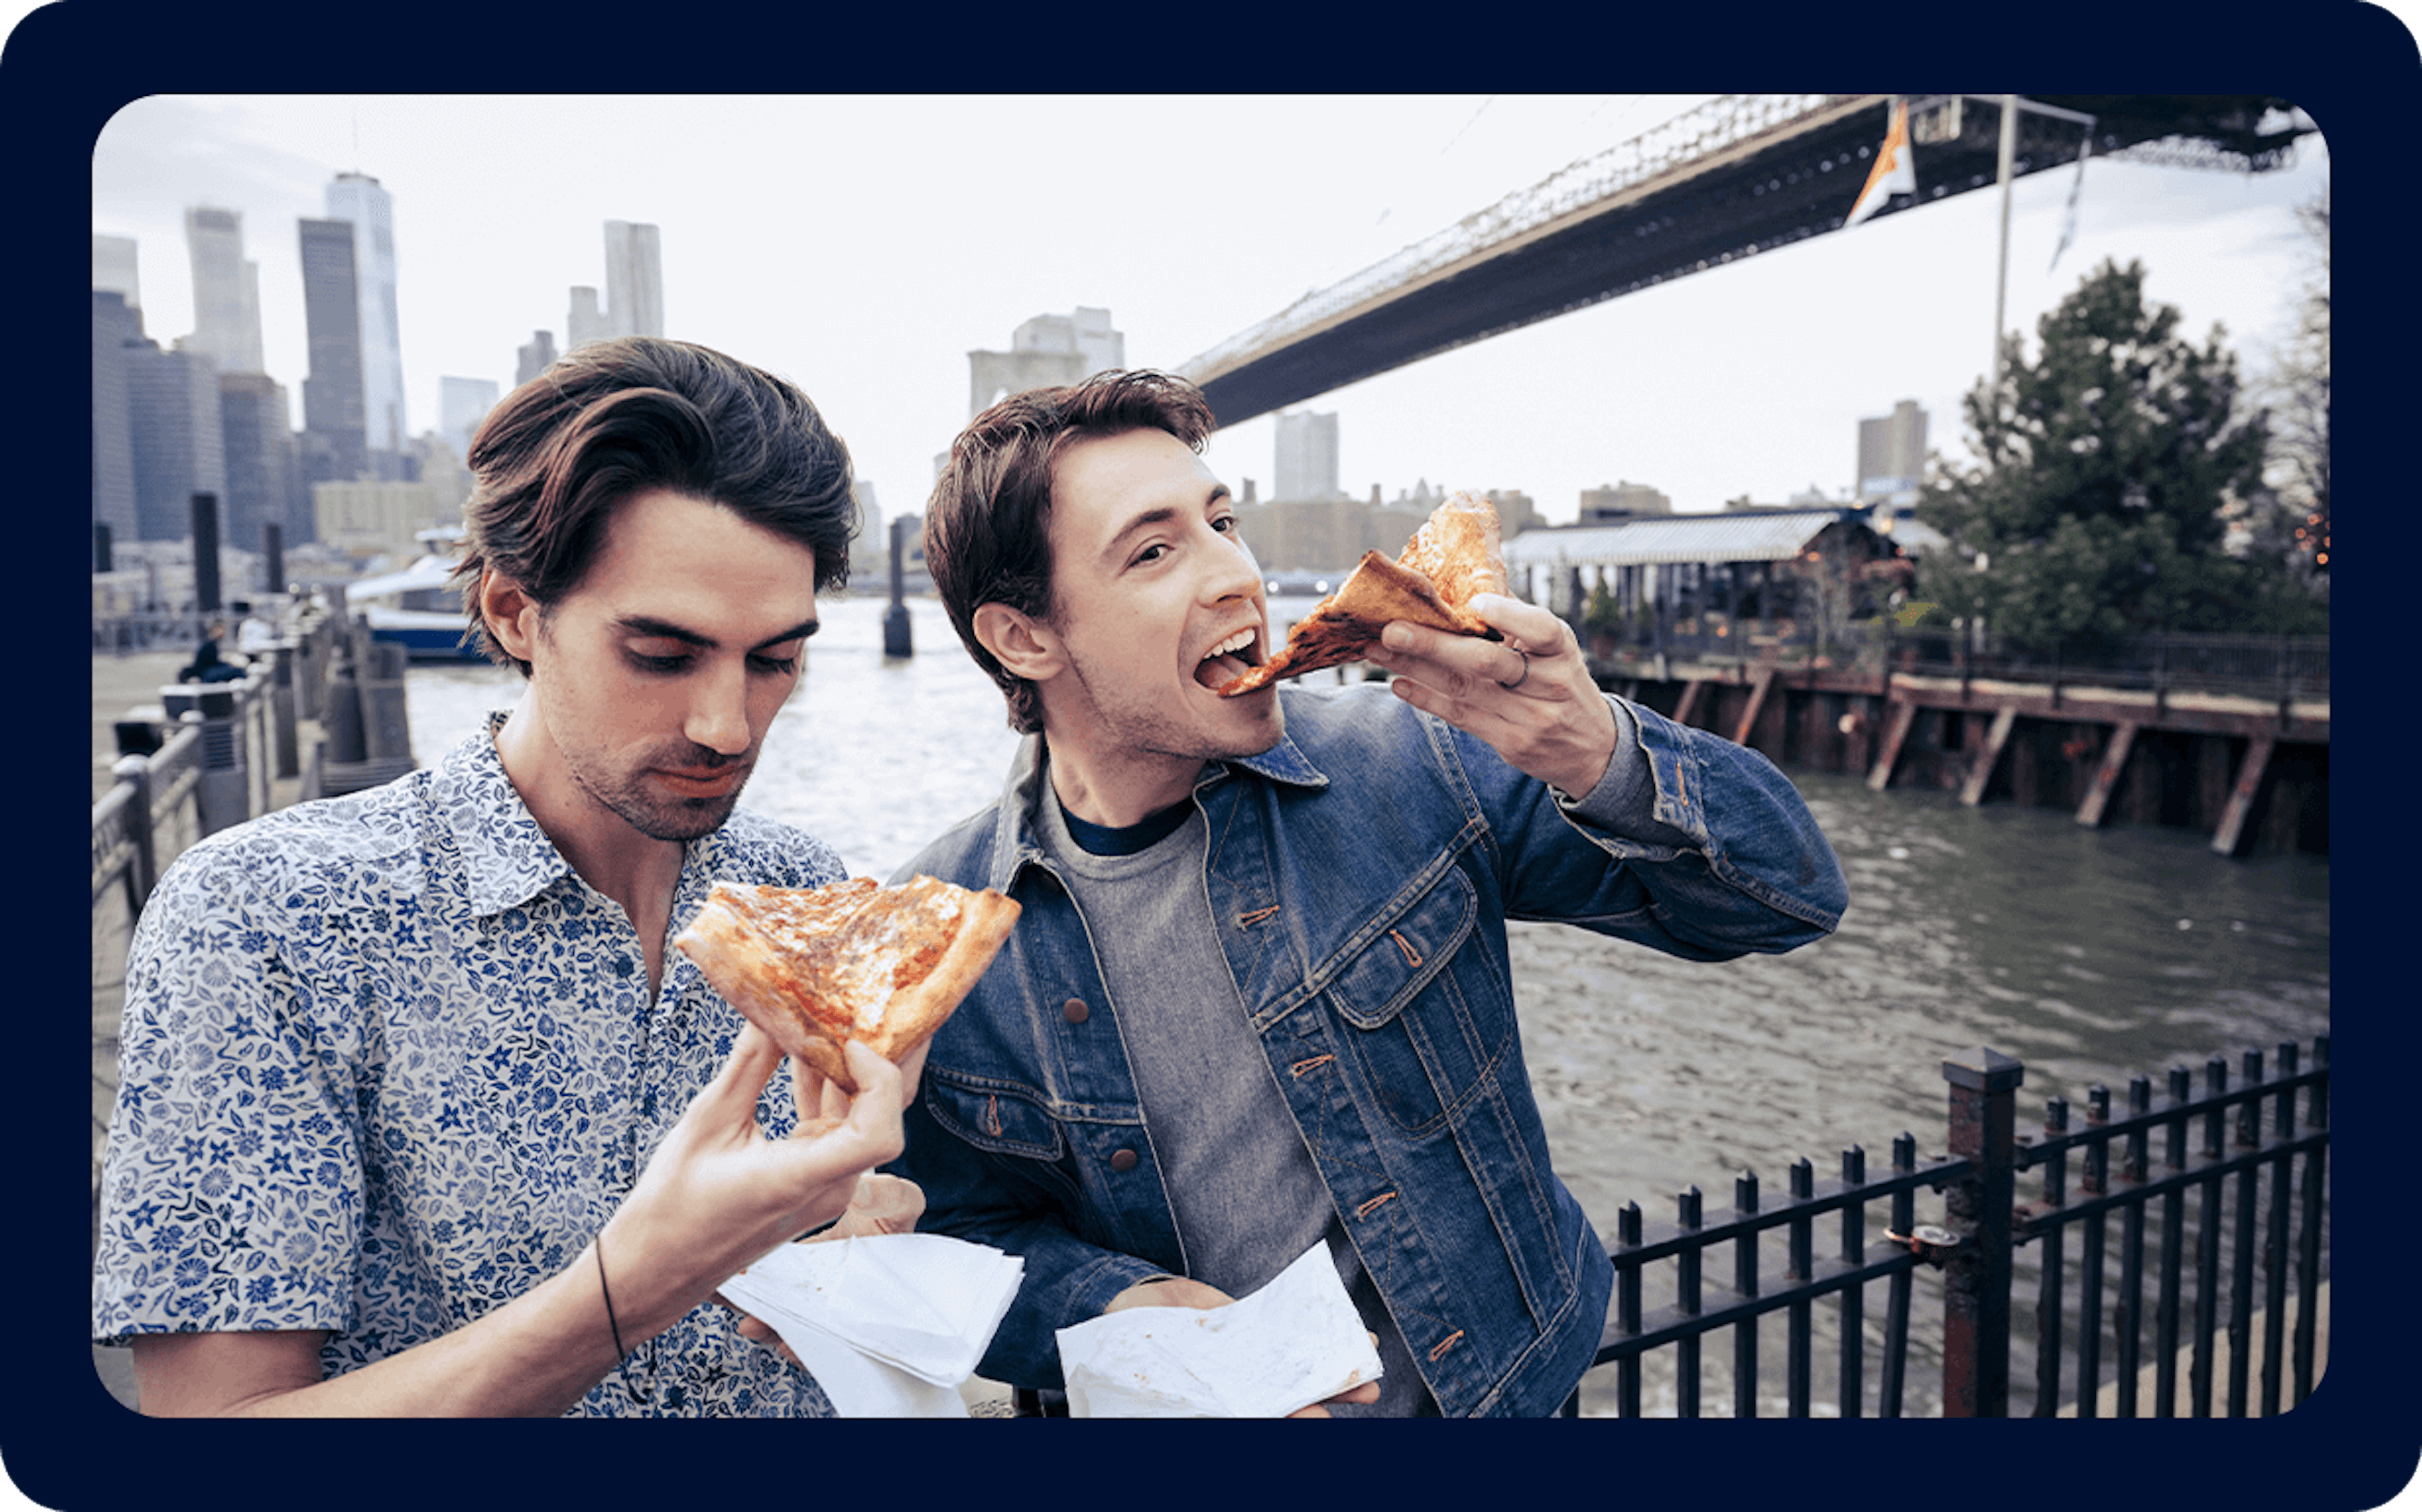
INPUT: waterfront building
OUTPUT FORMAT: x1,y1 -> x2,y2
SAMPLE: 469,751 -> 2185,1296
181,206 -> 264,376
93,291 -> 141,552
1504,508 -> 1904,627
1234,493 -> 1372,573
604,220 -> 664,338
312,477 -> 459,568
1234,474 -> 1547,575
967,307 -> 1123,417
440,376 -> 499,463
1487,489 -> 1544,535
325,173 -> 409,465
1579,480 -> 1673,524
297,217 -> 370,488
93,233 -> 141,308
1371,484 -> 1429,559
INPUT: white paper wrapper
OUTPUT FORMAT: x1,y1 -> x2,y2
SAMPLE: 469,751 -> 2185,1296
718,1233 -> 1024,1417
1052,1243 -> 1383,1417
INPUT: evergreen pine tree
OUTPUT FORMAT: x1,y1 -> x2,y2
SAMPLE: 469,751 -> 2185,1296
1917,258 -> 2323,648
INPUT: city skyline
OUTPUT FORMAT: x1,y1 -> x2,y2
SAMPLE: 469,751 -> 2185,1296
86,93 -> 2343,540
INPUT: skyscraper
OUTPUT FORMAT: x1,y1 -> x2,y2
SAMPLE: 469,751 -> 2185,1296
219,371 -> 300,554
298,216 -> 370,487
182,206 -> 264,375
325,172 -> 407,461
93,234 -> 141,310
603,220 -> 663,338
126,342 -> 226,543
93,291 -> 143,550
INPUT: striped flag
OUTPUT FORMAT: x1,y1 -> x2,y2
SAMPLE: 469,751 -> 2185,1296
1846,98 -> 1917,227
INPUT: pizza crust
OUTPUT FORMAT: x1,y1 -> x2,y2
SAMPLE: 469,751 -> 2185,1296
1219,490 -> 1506,697
674,875 -> 1021,1094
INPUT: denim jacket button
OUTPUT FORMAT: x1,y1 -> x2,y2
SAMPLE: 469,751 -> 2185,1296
1062,997 -> 1090,1024
1109,1148 -> 1138,1172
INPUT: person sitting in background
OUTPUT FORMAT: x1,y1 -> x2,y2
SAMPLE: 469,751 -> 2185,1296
177,620 -> 245,683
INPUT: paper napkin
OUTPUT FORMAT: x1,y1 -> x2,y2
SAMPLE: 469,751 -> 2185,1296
719,1232 -> 1025,1417
1051,1243 -> 1383,1417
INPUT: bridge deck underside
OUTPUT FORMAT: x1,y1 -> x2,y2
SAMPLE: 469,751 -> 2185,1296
1196,96 -> 2291,428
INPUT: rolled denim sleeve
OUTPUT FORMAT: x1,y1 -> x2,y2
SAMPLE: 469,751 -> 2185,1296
1511,693 -> 1847,957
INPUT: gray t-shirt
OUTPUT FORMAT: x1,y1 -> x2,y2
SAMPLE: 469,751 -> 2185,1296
1035,783 -> 1434,1416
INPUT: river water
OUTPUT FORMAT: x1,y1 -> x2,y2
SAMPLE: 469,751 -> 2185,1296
408,591 -> 2330,1412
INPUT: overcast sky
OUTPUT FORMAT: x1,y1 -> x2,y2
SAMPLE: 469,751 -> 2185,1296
85,91 -> 2340,536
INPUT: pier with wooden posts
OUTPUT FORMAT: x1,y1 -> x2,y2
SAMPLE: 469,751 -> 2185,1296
1589,622 -> 2327,859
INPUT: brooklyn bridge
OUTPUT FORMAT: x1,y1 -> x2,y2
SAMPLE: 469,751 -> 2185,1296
1174,93 -> 2308,427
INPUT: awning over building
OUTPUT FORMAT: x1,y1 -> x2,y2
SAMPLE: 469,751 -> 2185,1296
1504,511 -> 1848,569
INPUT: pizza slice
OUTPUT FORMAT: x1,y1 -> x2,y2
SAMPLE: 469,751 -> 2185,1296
673,874 -> 1021,1094
1219,489 -> 1508,697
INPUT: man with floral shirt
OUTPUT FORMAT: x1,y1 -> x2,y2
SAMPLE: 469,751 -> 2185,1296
93,337 -> 916,1417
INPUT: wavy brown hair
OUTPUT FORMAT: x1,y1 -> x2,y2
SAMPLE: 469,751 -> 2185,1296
923,369 -> 1217,733
453,337 -> 858,675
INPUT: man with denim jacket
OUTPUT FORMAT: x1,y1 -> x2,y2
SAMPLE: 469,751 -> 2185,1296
898,370 -> 1846,1416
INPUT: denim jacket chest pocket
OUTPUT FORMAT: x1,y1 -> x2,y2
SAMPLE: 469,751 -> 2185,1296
1319,867 -> 1515,1136
922,1071 -> 1068,1167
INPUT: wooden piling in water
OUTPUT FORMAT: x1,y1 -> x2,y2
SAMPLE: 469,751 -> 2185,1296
1612,658 -> 2325,858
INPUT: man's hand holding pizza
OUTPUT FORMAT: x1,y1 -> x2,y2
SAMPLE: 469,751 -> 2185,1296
726,1043 -> 930,1363
1364,591 -> 1619,801
594,1028 -> 910,1352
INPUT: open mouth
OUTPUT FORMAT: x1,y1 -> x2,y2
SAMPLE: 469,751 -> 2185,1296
1194,626 -> 1262,692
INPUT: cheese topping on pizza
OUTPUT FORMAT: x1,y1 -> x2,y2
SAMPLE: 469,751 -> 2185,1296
672,873 -> 1019,1093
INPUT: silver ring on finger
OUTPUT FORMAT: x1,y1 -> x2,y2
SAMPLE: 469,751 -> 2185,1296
1498,648 -> 1531,690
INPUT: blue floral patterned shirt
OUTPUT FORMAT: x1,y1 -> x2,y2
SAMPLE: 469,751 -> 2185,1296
93,712 -> 847,1417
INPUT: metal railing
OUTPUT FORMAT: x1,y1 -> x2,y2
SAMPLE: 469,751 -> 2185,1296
89,603 -> 353,917
1576,1038 -> 2328,1417
1586,611 -> 2329,704
90,718 -> 206,915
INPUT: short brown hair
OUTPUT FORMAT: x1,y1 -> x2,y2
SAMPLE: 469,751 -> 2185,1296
454,337 -> 858,675
923,370 -> 1217,733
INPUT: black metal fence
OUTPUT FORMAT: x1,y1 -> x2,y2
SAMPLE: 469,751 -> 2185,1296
1589,612 -> 2329,704
1576,1038 -> 2328,1417
1871,625 -> 2331,703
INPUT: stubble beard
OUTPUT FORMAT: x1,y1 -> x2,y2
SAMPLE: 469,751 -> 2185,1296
570,747 -> 751,842
1062,653 -> 1282,771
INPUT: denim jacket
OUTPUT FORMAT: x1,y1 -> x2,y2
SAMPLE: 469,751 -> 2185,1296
894,683 -> 1845,1416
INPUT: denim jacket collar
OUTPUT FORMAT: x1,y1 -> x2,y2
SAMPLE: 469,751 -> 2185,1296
984,727 -> 1332,894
